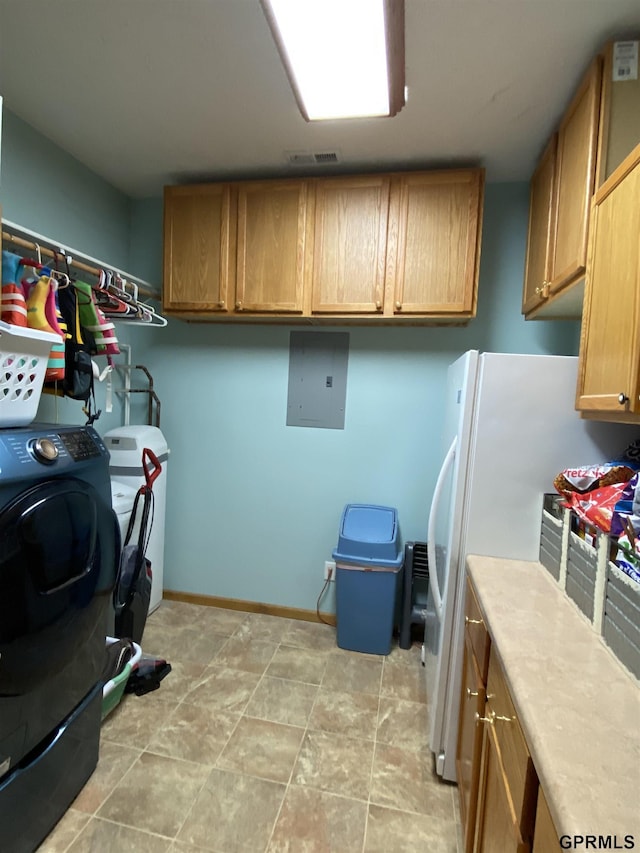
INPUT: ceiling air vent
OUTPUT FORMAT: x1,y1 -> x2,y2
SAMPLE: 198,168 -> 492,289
286,150 -> 341,166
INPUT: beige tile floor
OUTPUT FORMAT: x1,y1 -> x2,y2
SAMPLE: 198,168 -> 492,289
38,602 -> 463,853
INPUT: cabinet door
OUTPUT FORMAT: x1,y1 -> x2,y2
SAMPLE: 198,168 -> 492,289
532,788 -> 561,853
311,176 -> 390,313
163,184 -> 234,312
236,180 -> 310,313
522,136 -> 557,316
576,145 -> 640,416
387,170 -> 483,315
473,723 -> 528,853
456,635 -> 486,853
549,58 -> 602,294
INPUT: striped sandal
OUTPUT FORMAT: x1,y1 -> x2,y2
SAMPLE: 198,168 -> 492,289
75,280 -> 120,356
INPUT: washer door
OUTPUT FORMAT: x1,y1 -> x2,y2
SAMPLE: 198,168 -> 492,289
0,478 -> 119,696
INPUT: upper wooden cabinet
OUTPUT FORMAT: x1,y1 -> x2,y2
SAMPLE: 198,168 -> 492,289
524,39 -> 640,319
576,143 -> 640,421
522,58 -> 602,318
236,180 -> 310,314
597,39 -> 640,185
162,168 -> 485,324
163,184 -> 235,312
311,175 -> 390,314
522,135 -> 557,316
386,170 -> 483,315
550,59 -> 602,295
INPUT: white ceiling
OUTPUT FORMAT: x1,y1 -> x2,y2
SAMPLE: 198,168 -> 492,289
0,0 -> 639,198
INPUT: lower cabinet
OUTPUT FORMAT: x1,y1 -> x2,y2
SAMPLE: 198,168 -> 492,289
532,788 -> 562,853
473,651 -> 537,852
457,577 -> 561,853
474,721 -> 529,853
456,580 -> 490,852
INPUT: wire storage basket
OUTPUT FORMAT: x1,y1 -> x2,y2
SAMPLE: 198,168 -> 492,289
0,321 -> 60,427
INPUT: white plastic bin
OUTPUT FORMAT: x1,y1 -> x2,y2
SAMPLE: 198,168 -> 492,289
104,426 -> 169,613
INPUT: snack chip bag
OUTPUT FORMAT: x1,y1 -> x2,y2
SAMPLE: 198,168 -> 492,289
565,481 -> 628,534
554,438 -> 640,499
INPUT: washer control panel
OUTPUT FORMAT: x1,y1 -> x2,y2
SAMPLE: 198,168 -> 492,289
0,426 -> 107,474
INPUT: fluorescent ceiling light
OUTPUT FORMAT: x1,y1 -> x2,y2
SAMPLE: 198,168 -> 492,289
261,0 -> 405,121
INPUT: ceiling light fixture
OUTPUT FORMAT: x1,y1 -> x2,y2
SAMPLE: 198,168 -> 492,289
260,0 -> 405,121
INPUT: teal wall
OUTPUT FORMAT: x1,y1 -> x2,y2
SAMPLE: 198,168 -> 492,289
1,108 -> 581,613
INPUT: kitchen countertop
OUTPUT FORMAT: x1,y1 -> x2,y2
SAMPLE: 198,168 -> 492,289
466,554 -> 640,842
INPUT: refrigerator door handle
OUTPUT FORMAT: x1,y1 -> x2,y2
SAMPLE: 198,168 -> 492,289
427,437 -> 457,620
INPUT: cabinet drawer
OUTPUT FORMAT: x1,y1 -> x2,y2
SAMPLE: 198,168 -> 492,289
486,652 -> 537,838
465,578 -> 490,680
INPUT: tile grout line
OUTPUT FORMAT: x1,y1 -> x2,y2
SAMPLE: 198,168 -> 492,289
361,653 -> 387,853
262,636 -> 329,852
169,612 -> 272,846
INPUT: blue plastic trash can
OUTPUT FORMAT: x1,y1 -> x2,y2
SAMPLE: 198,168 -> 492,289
332,504 -> 403,655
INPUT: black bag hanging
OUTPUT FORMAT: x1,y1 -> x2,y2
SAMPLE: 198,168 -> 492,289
113,448 -> 161,644
54,254 -> 100,424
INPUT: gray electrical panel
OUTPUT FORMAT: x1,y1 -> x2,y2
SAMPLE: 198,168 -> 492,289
287,331 -> 349,429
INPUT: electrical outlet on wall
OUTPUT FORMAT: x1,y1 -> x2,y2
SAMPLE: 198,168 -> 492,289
324,560 -> 336,581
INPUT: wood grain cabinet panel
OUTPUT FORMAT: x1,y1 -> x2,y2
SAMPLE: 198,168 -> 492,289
163,184 -> 234,312
163,169 -> 485,323
387,170 -> 483,316
311,175 -> 390,314
576,144 -> 640,419
456,634 -> 486,853
236,180 -> 310,314
532,788 -> 562,853
473,721 -> 529,853
522,57 -> 602,319
522,135 -> 557,316
550,58 -> 602,295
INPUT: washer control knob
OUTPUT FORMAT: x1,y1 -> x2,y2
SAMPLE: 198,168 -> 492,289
32,437 -> 58,463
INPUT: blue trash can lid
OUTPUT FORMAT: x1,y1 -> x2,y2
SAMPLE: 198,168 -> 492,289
332,504 -> 401,565
341,504 -> 397,543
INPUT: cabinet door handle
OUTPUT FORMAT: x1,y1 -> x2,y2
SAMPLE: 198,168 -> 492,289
217,300 -> 225,309
535,281 -> 550,298
466,688 -> 479,699
475,711 -> 495,725
395,301 -> 402,310
465,617 -> 483,626
494,715 -> 514,724
235,301 -> 243,311
618,393 -> 629,405
375,300 -> 382,310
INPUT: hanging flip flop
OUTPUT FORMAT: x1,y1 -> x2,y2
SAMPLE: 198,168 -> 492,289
74,279 -> 121,355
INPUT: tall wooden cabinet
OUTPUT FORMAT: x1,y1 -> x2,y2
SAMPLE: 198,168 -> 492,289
576,143 -> 640,420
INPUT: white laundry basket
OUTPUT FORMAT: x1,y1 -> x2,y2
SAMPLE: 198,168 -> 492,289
0,321 -> 60,427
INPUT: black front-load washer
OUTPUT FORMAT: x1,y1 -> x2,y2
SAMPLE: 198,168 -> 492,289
0,424 -> 119,853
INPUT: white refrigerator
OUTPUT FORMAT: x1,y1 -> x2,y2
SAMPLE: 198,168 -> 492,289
424,350 -> 638,782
